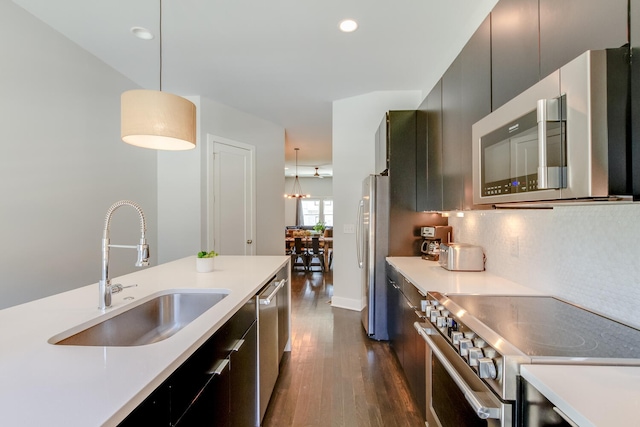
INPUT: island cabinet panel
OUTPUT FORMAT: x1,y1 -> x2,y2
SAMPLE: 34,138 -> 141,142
118,299 -> 258,427
491,0 -> 540,110
539,0 -> 628,79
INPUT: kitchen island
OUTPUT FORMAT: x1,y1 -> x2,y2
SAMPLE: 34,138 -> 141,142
0,255 -> 289,426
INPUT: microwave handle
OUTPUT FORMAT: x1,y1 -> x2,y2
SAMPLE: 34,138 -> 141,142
537,97 -> 565,189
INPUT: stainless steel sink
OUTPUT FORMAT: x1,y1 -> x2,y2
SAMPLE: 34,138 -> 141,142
52,291 -> 228,346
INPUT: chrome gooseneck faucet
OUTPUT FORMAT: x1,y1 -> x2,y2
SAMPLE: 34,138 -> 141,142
99,200 -> 150,310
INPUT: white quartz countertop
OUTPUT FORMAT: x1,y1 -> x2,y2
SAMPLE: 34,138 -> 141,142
521,365 -> 640,427
386,256 -> 541,296
0,255 -> 288,427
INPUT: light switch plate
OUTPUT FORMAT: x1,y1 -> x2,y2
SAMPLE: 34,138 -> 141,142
343,224 -> 355,234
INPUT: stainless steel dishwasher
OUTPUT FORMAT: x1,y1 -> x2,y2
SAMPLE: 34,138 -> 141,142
257,272 -> 288,422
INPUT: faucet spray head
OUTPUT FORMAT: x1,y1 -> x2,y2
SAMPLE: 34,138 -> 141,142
136,240 -> 150,267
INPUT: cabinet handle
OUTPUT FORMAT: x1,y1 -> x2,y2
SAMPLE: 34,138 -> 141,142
206,358 -> 230,376
231,339 -> 245,352
259,279 -> 287,305
414,309 -> 426,320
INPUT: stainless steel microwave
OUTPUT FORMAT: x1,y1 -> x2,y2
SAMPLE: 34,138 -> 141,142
472,49 -> 627,205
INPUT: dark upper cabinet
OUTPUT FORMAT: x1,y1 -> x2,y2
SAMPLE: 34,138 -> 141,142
417,81 -> 443,212
442,56 -> 464,211
539,0 -> 628,79
491,0 -> 540,110
460,16 -> 492,210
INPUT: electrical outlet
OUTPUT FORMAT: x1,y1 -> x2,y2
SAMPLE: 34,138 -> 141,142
510,236 -> 519,258
343,224 -> 355,234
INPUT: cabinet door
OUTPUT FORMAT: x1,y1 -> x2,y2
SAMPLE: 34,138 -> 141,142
460,16 -> 492,210
117,382 -> 171,426
401,278 -> 426,420
491,0 -> 540,109
174,359 -> 231,427
387,271 -> 401,352
540,0 -> 628,78
417,81 -> 443,212
442,56 -> 464,211
230,320 -> 258,427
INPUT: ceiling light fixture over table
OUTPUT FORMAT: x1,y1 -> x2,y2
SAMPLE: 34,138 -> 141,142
285,148 -> 311,199
120,0 -> 196,150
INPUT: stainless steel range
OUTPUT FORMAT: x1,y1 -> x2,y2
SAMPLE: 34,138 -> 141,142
415,292 -> 640,427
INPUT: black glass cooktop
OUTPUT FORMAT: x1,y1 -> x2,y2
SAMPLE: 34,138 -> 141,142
447,295 -> 640,359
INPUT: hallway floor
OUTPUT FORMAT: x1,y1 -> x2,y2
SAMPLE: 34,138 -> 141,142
262,269 -> 424,427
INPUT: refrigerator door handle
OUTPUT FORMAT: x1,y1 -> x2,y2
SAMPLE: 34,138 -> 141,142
356,199 -> 364,268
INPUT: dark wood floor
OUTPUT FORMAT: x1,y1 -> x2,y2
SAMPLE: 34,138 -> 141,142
262,269 -> 424,427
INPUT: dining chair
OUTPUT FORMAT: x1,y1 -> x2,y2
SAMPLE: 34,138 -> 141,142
306,237 -> 325,271
291,237 -> 308,270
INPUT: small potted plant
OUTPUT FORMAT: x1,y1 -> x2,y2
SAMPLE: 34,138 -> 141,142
196,250 -> 218,272
313,221 -> 325,234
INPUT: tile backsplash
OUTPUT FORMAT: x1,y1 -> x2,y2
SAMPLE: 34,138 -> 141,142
448,203 -> 640,328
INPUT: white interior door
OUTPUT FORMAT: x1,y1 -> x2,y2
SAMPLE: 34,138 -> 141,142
208,135 -> 256,255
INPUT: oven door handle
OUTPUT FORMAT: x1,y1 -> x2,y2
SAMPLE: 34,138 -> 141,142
415,322 -> 502,420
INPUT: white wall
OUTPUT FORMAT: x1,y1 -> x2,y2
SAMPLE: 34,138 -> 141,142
0,1 -> 157,309
448,203 -> 640,329
158,96 -> 285,263
331,91 -> 423,310
284,177 -> 333,225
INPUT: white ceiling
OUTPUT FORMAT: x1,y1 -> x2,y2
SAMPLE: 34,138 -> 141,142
12,0 -> 498,176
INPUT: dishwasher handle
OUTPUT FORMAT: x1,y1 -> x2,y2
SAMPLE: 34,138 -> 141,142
259,279 -> 287,305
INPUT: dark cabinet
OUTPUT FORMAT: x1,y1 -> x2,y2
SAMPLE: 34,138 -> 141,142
491,0 -> 540,110
459,16 -> 492,210
539,0 -> 628,79
416,80 -> 443,212
418,16 -> 490,211
229,320 -> 258,427
386,263 -> 427,420
442,56 -> 464,211
119,299 -> 258,427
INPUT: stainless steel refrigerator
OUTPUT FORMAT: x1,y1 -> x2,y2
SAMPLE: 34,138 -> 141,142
357,174 -> 389,340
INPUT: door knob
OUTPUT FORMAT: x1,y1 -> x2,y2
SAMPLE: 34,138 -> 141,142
247,240 -> 253,244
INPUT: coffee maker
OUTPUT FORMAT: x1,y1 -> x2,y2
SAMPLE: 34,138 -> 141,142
420,226 -> 452,261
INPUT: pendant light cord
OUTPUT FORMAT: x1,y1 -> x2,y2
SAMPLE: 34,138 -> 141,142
159,0 -> 163,92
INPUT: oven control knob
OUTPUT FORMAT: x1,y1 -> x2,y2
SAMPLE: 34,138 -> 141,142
483,348 -> 497,358
473,338 -> 487,348
463,331 -> 477,339
459,338 -> 473,356
436,316 -> 447,328
425,305 -> 434,317
430,310 -> 440,323
468,348 -> 484,367
441,309 -> 450,317
451,331 -> 464,346
478,358 -> 497,379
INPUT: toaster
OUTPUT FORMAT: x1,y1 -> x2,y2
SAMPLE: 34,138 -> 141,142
438,243 -> 485,271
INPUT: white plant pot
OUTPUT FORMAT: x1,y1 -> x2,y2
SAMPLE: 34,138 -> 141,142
196,257 -> 215,273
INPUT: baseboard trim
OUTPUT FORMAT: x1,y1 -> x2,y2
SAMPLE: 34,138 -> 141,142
330,296 -> 362,312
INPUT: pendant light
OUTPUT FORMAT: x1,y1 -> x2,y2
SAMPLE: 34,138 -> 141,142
285,148 -> 311,199
121,0 -> 196,150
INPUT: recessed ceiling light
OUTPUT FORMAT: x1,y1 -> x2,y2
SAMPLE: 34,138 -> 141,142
339,19 -> 358,33
131,27 -> 154,40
